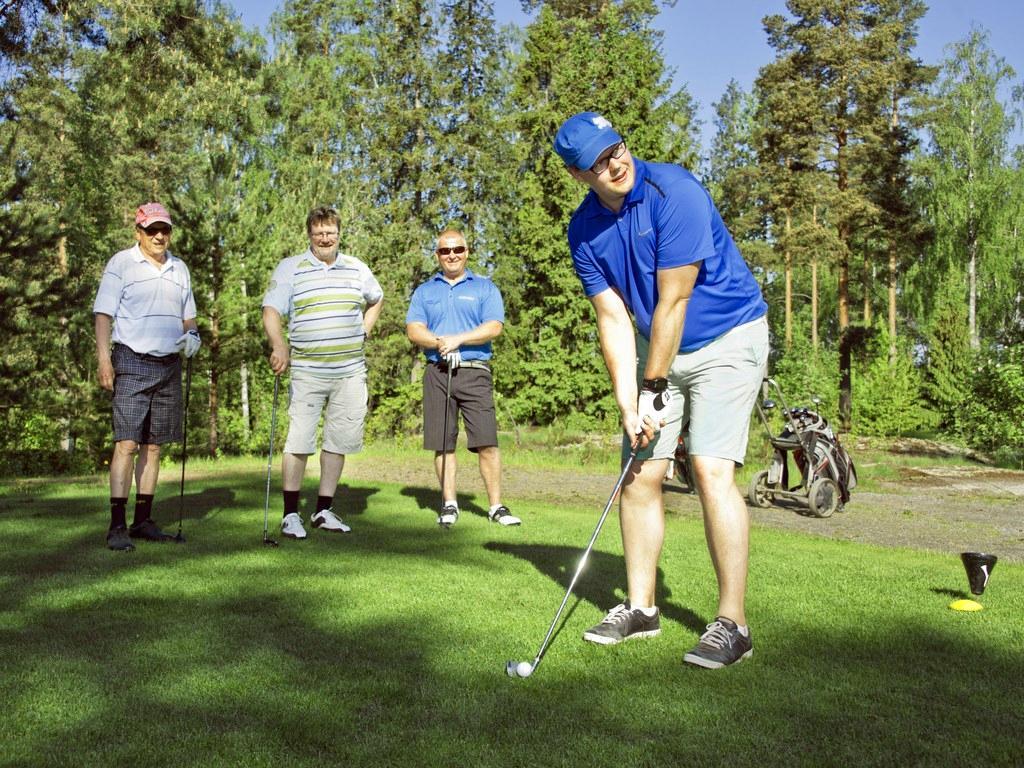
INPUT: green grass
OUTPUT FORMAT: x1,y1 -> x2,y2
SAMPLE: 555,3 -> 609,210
0,452 -> 1020,767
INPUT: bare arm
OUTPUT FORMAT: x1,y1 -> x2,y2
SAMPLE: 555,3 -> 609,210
363,298 -> 383,337
589,288 -> 651,445
643,263 -> 699,381
95,313 -> 114,391
262,306 -> 289,375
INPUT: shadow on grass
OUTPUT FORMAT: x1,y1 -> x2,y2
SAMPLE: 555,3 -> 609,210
399,485 -> 488,520
335,483 -> 380,517
484,542 -> 707,635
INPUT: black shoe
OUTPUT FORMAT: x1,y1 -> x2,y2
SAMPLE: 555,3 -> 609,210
488,505 -> 522,526
437,504 -> 458,528
107,526 -> 135,551
129,518 -> 174,542
683,617 -> 753,669
582,602 -> 661,645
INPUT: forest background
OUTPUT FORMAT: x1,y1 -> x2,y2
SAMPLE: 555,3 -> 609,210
1,0 -> 1022,474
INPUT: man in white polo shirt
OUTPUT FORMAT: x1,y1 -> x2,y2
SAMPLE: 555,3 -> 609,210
94,202 -> 202,552
262,206 -> 384,539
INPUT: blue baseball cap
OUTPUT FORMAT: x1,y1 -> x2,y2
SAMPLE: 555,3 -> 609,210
554,112 -> 623,170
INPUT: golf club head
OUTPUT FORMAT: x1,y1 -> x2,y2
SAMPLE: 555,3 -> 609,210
506,660 -> 533,678
263,537 -> 279,547
172,532 -> 186,543
961,552 -> 997,596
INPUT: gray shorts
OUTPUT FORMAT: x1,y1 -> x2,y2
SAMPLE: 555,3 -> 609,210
423,363 -> 498,453
284,372 -> 368,455
625,316 -> 769,466
111,344 -> 183,445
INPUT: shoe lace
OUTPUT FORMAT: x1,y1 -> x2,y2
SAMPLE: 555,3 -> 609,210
699,620 -> 735,650
600,603 -> 631,626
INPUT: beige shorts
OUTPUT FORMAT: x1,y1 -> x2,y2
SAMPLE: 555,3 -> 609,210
626,316 -> 769,466
284,372 -> 368,455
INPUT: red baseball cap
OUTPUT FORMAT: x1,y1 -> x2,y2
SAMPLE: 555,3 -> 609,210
135,202 -> 172,228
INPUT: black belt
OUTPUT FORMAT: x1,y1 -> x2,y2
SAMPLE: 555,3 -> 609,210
433,359 -> 490,372
115,343 -> 178,364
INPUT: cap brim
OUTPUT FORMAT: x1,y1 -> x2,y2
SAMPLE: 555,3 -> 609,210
574,132 -> 623,170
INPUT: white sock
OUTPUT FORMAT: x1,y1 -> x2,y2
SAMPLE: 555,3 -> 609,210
736,624 -> 749,637
443,500 -> 458,510
489,503 -> 503,514
633,605 -> 657,616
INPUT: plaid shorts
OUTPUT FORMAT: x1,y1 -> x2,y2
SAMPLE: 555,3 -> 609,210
111,344 -> 183,444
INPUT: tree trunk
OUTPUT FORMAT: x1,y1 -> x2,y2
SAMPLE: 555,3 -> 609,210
785,209 -> 792,349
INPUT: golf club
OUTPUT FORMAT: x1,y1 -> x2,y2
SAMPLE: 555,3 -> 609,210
173,356 -> 192,543
438,360 -> 455,529
262,374 -> 281,547
506,445 -> 640,679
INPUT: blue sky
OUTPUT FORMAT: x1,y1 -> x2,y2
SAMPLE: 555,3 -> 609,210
227,1 -> 1024,151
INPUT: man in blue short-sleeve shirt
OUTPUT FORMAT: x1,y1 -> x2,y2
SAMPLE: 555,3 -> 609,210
406,228 -> 521,529
555,112 -> 769,669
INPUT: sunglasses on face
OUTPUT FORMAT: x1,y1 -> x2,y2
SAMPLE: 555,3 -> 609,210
141,224 -> 171,236
436,245 -> 466,256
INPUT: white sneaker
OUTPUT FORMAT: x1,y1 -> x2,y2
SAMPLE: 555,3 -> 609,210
489,505 -> 521,526
281,513 -> 307,539
311,508 -> 351,533
437,504 -> 459,528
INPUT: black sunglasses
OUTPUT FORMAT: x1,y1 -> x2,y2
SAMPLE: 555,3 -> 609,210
140,224 -> 172,236
436,245 -> 466,256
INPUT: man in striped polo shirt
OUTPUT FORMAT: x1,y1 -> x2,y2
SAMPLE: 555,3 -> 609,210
94,202 -> 201,552
262,206 -> 384,539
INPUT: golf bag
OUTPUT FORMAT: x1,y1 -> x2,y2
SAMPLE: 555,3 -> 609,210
749,378 -> 857,518
769,406 -> 857,503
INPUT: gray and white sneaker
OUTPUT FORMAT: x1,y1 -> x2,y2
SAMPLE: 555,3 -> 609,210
582,602 -> 661,645
311,508 -> 351,533
281,513 -> 307,539
437,504 -> 459,528
683,617 -> 753,669
489,505 -> 521,526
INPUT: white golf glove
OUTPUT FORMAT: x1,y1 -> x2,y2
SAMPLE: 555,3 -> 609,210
636,386 -> 670,435
177,329 -> 202,358
444,350 -> 461,369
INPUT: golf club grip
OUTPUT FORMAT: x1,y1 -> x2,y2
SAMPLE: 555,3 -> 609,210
530,447 -> 639,667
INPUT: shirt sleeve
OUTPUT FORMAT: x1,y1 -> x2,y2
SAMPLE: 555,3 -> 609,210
262,258 -> 294,317
92,254 -> 124,316
569,237 -> 610,298
361,262 -> 384,305
179,261 -> 197,321
480,280 -> 505,324
655,176 -> 716,269
406,284 -> 427,325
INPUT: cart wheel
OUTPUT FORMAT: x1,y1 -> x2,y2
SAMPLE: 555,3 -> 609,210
808,477 -> 840,518
748,470 -> 772,508
675,455 -> 696,494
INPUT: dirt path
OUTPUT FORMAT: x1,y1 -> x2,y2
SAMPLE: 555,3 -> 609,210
346,454 -> 1024,563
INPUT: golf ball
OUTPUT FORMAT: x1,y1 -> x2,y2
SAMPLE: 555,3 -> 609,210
516,661 -> 533,677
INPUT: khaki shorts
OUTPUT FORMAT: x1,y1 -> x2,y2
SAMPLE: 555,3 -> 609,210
625,316 -> 769,466
284,372 -> 368,455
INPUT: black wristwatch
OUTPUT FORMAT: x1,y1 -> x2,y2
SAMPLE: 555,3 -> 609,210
641,377 -> 668,393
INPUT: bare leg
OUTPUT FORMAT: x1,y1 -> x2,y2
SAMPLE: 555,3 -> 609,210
318,450 -> 346,496
477,445 -> 502,507
135,443 -> 162,494
619,458 -> 668,608
110,440 -> 139,498
282,452 -> 310,492
433,451 -> 457,500
692,455 -> 749,625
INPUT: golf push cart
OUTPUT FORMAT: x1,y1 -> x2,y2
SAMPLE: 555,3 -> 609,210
747,378 -> 857,518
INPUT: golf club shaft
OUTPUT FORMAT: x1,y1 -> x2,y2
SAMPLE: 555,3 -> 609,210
263,374 -> 280,539
528,446 -> 640,671
440,363 -> 453,502
177,356 -> 192,538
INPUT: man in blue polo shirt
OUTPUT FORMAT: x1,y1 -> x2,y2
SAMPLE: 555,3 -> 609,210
554,112 -> 769,669
406,228 -> 521,528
